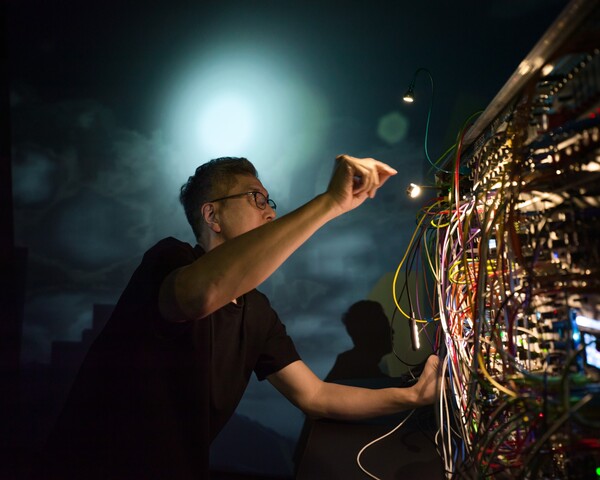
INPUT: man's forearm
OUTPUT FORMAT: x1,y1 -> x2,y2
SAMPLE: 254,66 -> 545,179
303,382 -> 420,421
268,357 -> 440,421
166,193 -> 341,320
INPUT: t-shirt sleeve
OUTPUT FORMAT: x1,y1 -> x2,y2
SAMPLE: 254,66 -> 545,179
254,307 -> 301,381
130,237 -> 198,338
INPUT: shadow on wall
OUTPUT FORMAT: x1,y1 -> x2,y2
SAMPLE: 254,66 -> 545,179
325,300 -> 392,382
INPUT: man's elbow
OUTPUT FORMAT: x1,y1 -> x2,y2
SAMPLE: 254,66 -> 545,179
158,269 -> 213,322
294,385 -> 330,420
303,409 -> 325,421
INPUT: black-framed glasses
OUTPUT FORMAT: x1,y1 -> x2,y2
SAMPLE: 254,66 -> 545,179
208,191 -> 276,210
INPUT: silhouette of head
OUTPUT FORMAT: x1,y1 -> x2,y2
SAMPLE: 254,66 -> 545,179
342,300 -> 392,356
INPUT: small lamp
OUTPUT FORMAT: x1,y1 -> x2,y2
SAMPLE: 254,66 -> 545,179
406,183 -> 422,198
406,183 -> 441,199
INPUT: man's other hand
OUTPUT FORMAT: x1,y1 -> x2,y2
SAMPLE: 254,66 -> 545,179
410,355 -> 442,406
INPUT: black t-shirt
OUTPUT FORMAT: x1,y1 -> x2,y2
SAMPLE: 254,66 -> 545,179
45,237 -> 300,480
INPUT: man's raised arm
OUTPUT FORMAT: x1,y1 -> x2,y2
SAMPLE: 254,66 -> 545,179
158,155 -> 397,322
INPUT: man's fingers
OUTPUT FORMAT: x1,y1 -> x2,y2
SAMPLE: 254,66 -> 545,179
331,154 -> 397,207
351,164 -> 373,195
351,160 -> 395,198
373,161 -> 397,187
369,162 -> 397,197
367,165 -> 380,198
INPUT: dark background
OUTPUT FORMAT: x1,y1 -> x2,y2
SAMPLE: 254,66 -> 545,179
4,0 -> 567,477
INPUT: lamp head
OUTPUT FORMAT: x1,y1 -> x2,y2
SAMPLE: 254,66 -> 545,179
403,86 -> 415,103
406,183 -> 422,198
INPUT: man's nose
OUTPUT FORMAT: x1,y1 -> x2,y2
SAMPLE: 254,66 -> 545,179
265,205 -> 276,221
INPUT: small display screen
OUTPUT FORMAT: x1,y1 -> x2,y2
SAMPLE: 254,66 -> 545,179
583,332 -> 600,370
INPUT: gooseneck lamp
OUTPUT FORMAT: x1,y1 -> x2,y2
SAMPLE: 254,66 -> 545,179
403,68 -> 449,174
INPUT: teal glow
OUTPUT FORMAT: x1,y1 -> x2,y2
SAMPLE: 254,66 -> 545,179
162,45 -> 328,195
198,94 -> 255,157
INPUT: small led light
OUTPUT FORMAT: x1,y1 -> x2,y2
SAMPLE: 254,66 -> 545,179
406,183 -> 422,198
410,318 -> 420,351
541,63 -> 555,76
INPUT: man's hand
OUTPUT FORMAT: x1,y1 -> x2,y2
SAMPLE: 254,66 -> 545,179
326,155 -> 397,215
409,355 -> 442,406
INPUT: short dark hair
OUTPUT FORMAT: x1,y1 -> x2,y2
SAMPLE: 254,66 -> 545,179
179,157 -> 258,238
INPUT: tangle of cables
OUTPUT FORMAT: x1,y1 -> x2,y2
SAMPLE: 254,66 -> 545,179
394,48 -> 600,478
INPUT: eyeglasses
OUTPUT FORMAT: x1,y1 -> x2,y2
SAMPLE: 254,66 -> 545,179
208,191 -> 276,210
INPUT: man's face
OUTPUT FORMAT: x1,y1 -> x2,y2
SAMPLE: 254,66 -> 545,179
212,173 -> 276,242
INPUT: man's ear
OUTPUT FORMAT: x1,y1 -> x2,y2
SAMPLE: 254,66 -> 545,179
201,203 -> 221,233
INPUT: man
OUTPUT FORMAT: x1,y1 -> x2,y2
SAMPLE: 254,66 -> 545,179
45,155 -> 440,479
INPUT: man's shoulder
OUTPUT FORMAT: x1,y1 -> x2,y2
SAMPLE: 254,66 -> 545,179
136,237 -> 203,275
144,237 -> 201,258
149,236 -> 194,251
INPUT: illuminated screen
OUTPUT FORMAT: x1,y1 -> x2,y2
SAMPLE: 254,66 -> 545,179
584,333 -> 600,370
